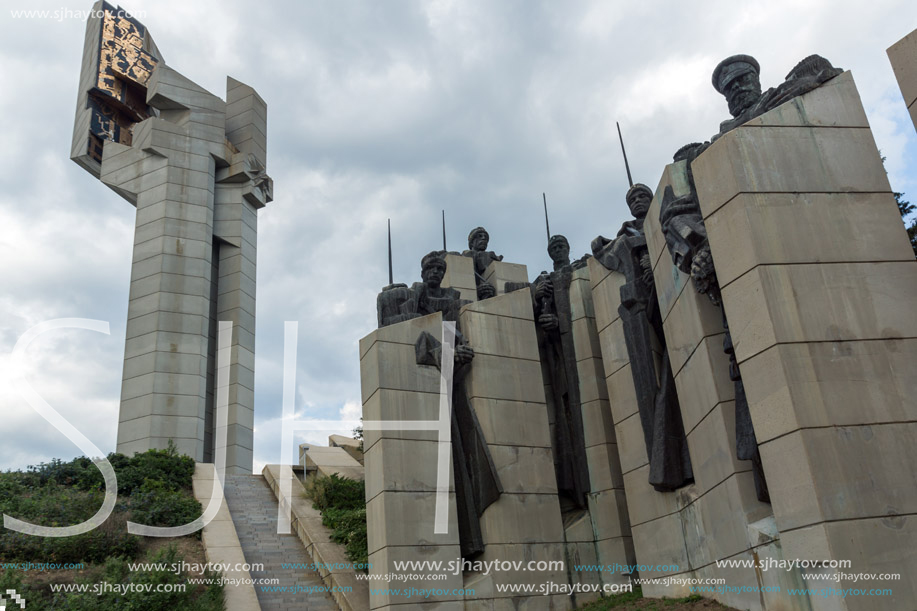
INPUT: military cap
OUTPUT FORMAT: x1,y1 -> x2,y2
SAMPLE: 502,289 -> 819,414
548,235 -> 569,249
712,54 -> 760,94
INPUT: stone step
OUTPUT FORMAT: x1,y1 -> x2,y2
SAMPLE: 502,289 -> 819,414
223,474 -> 339,611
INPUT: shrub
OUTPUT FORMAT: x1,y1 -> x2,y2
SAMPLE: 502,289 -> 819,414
0,444 -> 197,564
304,474 -> 368,566
323,507 -> 368,566
305,473 -> 365,512
129,479 -> 203,535
56,545 -> 223,611
0,482 -> 139,564
115,442 -> 195,495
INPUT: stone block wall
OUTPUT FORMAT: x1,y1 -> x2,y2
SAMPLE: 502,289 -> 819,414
568,266 -> 635,595
360,312 -> 465,611
692,71 -> 917,611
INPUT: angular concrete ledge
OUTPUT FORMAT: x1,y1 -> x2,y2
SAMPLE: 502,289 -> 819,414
262,464 -> 370,611
302,446 -> 365,481
191,463 -> 261,611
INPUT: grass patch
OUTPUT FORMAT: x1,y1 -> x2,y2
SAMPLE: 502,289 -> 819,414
577,586 -> 644,610
576,587 -> 731,611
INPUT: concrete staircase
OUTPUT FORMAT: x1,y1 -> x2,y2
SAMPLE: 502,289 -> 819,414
223,475 -> 339,611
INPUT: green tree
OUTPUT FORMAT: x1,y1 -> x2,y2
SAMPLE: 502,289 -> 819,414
896,191 -> 917,257
879,155 -> 916,257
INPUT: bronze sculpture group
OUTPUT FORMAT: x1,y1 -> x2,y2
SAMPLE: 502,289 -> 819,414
374,53 -> 843,555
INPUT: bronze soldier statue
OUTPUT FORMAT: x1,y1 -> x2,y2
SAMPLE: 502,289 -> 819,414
462,227 -> 501,300
593,184 -> 694,491
376,251 -> 502,558
532,235 -> 591,510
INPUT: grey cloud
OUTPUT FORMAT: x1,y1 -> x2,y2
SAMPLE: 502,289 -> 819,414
2,0 -> 916,471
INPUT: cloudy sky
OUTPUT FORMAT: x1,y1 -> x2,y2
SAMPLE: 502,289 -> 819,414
1,0 -> 915,473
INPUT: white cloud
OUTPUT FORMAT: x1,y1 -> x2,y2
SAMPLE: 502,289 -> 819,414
1,0 -> 916,472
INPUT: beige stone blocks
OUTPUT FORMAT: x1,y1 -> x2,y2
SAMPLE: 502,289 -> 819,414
688,72 -> 917,610
672,334 -> 733,434
482,260 -> 528,296
361,389 -> 441,448
631,512 -> 689,580
464,354 -> 545,403
473,543 -> 568,598
723,262 -> 917,364
471,398 -> 552,448
564,265 -> 636,581
443,253 -> 478,302
581,399 -> 615,449
760,423 -> 917,531
361,337 -> 443,403
741,339 -> 917,445
586,257 -> 622,333
703,192 -> 912,289
225,76 -> 268,168
461,312 -> 539,360
687,402 -> 752,495
365,438 -> 444,499
693,132 -> 890,220
658,274 -> 724,376
645,160 -> 692,269
742,71 -> 870,129
614,412 -> 648,475
487,446 -> 557,494
888,28 -> 917,132
479,494 -> 564,544
781,517 -> 917,610
368,545 -> 465,608
621,466 -> 683,528
366,490 -> 459,553
360,312 -> 464,609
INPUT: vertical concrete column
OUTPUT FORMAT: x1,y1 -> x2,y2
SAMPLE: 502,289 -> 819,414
442,253 -> 478,302
645,164 -> 784,610
459,289 -> 570,611
567,266 -> 635,592
482,260 -> 529,296
210,77 -> 267,474
888,28 -> 917,133
108,66 -> 227,462
692,71 -> 917,610
588,250 -> 700,599
360,313 -> 464,611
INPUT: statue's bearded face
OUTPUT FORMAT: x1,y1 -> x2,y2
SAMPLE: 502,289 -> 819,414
627,191 -> 652,219
470,232 -> 489,251
725,72 -> 762,117
421,261 -> 446,287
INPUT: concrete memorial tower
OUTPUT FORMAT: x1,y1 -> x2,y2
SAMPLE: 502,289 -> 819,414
71,1 -> 271,473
